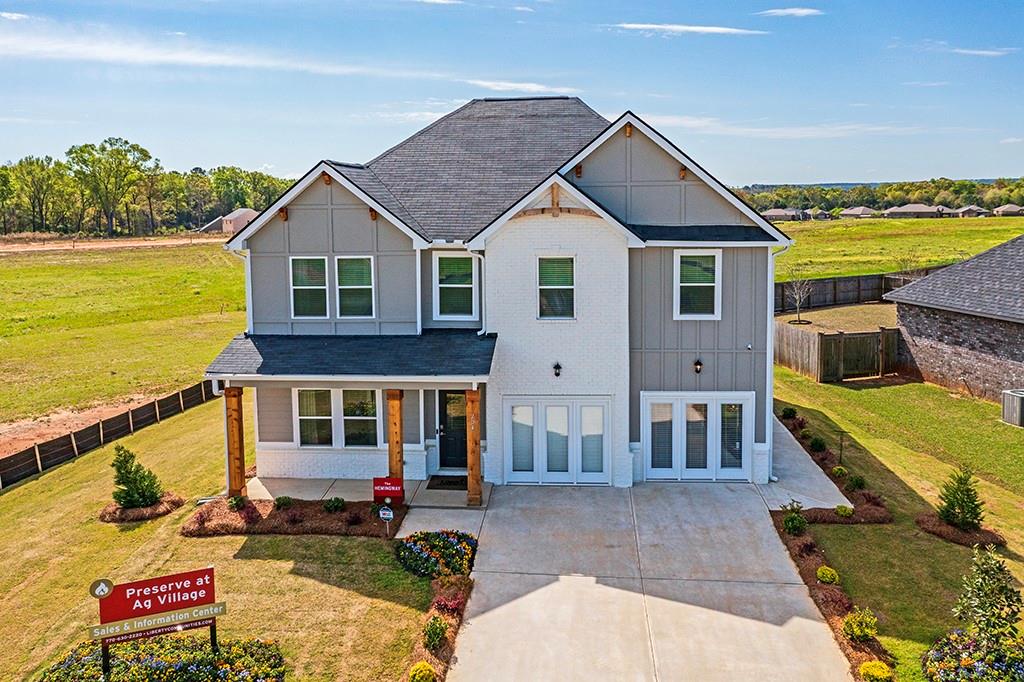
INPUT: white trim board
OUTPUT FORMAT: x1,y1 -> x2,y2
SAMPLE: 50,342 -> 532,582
672,248 -> 722,321
432,250 -> 480,321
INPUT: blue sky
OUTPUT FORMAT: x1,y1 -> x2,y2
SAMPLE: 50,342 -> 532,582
0,0 -> 1021,184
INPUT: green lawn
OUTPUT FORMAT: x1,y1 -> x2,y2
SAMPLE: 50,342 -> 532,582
776,301 -> 897,332
776,217 -> 1024,279
774,367 -> 1024,681
0,398 -> 432,681
0,245 -> 246,422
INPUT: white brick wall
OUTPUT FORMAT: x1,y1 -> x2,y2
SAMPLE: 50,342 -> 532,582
257,447 -> 427,480
483,212 -> 633,486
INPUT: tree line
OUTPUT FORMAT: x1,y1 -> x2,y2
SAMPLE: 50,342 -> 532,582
737,177 -> 1024,214
0,137 -> 291,236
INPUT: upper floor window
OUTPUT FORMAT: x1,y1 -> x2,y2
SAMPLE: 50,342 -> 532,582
290,257 -> 328,318
673,249 -> 721,321
433,252 -> 478,320
538,256 -> 575,319
336,256 -> 375,318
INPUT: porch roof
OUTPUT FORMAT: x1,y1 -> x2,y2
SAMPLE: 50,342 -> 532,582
206,330 -> 496,380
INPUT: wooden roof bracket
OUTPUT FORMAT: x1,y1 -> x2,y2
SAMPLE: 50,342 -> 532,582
624,122 -> 633,137
321,171 -> 332,185
679,166 -> 687,180
277,207 -> 288,221
574,164 -> 583,178
550,183 -> 560,217
369,208 -> 378,221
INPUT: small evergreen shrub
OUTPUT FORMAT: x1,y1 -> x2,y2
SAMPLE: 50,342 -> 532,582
937,466 -> 985,531
831,465 -> 848,478
227,495 -> 247,511
273,496 -> 294,510
859,660 -> 893,682
842,606 -> 878,642
110,445 -> 163,509
781,406 -> 797,419
783,512 -> 808,536
952,546 -> 1023,647
408,661 -> 437,682
323,497 -> 346,513
809,436 -> 827,452
422,615 -> 448,652
799,429 -> 810,440
816,566 -> 840,585
835,504 -> 854,518
845,474 -> 867,492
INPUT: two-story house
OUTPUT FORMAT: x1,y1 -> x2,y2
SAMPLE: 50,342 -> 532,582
206,97 -> 792,505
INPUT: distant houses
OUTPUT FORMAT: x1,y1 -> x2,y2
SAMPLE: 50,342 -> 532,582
883,203 -> 951,219
761,201 -> 1021,222
839,206 -> 878,218
762,207 -> 805,221
199,207 -> 259,234
994,203 -> 1024,217
954,205 -> 990,218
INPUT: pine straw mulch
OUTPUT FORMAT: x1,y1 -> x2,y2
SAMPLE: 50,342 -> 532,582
915,512 -> 1006,547
179,497 -> 407,538
99,492 -> 185,523
404,575 -> 475,681
771,514 -> 893,679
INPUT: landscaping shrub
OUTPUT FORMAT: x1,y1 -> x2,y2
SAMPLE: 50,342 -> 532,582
799,429 -> 810,440
227,495 -> 247,511
835,504 -> 854,518
816,565 -> 840,585
238,503 -> 261,525
845,474 -> 867,492
809,436 -> 827,452
432,592 -> 467,615
38,635 -> 285,681
780,499 -> 807,536
110,445 -> 163,509
396,530 -> 478,577
273,496 -> 294,510
323,496 -> 346,513
792,416 -> 807,430
423,614 -> 449,652
952,546 -> 1022,648
408,661 -> 437,682
284,509 -> 303,525
937,466 -> 985,531
781,406 -> 797,419
859,660 -> 894,682
922,631 -> 1024,681
842,606 -> 879,642
831,465 -> 848,478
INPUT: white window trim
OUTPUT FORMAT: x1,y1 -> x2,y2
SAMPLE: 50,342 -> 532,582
289,256 -> 329,320
673,248 -> 722,321
536,254 -> 576,320
291,388 -> 383,449
293,388 -> 334,448
335,255 -> 376,320
432,251 -> 479,321
340,388 -> 382,449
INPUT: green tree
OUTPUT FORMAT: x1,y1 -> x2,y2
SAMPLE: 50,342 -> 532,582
110,444 -> 163,509
0,165 -> 14,234
937,466 -> 985,531
211,165 -> 249,215
13,156 -> 66,231
66,137 -> 154,236
952,546 -> 1022,647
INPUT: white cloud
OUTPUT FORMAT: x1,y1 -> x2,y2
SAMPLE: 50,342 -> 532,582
951,47 -> 1018,57
513,5 -> 534,11
164,31 -> 188,37
408,0 -> 465,4
462,79 -> 579,94
902,80 -> 949,87
755,8 -> 823,17
643,114 -> 922,140
0,11 -> 30,20
613,23 -> 768,36
1000,137 -> 1024,144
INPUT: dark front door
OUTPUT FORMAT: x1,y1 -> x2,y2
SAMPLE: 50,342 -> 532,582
439,390 -> 468,468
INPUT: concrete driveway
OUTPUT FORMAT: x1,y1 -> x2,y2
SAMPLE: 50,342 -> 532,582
446,484 -> 851,682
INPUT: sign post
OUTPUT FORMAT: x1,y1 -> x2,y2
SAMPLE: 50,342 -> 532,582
89,568 -> 224,679
379,504 -> 394,535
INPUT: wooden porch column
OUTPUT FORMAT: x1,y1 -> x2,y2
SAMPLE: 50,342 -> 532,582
386,389 -> 404,480
224,387 -> 247,497
465,388 -> 482,506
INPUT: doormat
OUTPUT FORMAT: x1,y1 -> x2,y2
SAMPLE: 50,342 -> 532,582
426,475 -> 467,491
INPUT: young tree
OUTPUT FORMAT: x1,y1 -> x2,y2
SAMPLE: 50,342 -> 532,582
66,137 -> 154,236
111,444 -> 163,509
937,466 -> 985,531
952,546 -> 1022,648
782,263 -> 813,324
13,156 -> 65,232
0,165 -> 14,234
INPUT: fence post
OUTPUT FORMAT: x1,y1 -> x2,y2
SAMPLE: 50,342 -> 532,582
70,431 -> 79,457
98,420 -> 104,445
816,331 -> 825,382
837,330 -> 846,381
832,278 -> 838,306
179,391 -> 185,413
34,444 -> 43,474
128,409 -> 135,434
200,381 -> 207,402
0,469 -> 4,490
878,326 -> 887,377
154,399 -> 161,423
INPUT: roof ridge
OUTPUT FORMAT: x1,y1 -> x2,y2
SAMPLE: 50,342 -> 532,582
328,161 -> 426,233
365,99 -> 479,166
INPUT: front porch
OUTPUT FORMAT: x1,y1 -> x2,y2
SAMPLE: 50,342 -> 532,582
245,475 -> 494,508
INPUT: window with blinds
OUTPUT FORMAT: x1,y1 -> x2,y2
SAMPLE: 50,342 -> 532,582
674,250 -> 721,320
435,254 -> 476,319
291,257 -> 328,318
337,257 -> 374,318
545,405 -> 570,473
650,403 -> 673,469
685,404 -> 708,469
511,405 -> 534,472
720,403 -> 743,469
538,257 -> 574,318
580,405 -> 605,473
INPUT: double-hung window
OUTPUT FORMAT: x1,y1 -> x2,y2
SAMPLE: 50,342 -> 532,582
673,249 -> 721,320
291,257 -> 328,318
433,253 -> 477,320
538,257 -> 575,319
342,390 -> 378,447
336,256 -> 375,318
297,389 -> 333,446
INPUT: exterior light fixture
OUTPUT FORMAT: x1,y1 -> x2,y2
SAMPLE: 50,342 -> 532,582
693,359 -> 703,374
553,362 -> 562,377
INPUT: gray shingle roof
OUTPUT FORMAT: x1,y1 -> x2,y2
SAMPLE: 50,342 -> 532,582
358,97 -> 608,241
884,234 -> 1024,324
627,224 -> 775,242
206,330 -> 497,377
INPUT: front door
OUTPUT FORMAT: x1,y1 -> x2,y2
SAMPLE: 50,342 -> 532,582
439,390 -> 468,468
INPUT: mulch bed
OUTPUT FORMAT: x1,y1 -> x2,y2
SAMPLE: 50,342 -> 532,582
406,575 -> 474,681
98,492 -> 184,523
179,498 -> 407,538
915,512 -> 1006,547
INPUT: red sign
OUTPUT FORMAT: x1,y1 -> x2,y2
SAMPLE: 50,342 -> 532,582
99,567 -> 215,623
373,477 -> 404,504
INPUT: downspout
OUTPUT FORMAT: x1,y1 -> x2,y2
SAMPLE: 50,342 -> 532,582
767,242 -> 791,483
470,251 -> 487,335
230,248 -> 252,335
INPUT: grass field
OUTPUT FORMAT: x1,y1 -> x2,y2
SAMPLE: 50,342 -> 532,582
0,244 -> 245,423
775,301 -> 897,332
774,367 -> 1024,681
0,397 -> 432,681
776,216 -> 1024,279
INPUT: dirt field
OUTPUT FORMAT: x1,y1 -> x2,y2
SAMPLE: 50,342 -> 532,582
0,233 -> 227,253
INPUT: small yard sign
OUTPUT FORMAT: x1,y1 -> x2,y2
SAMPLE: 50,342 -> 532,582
378,506 -> 394,522
373,476 -> 404,504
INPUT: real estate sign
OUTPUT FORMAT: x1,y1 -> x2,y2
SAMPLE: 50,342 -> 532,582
373,476 -> 404,504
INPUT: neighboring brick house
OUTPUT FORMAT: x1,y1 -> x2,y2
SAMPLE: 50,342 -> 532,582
206,97 -> 793,503
884,234 -> 1024,400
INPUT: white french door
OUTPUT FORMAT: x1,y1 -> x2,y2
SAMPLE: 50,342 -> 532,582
504,397 -> 611,484
642,392 -> 754,482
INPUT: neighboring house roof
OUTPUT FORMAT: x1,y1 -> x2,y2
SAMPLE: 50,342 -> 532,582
207,330 -> 497,378
762,208 -> 802,217
224,207 -> 257,221
840,206 -> 876,216
994,203 -> 1023,214
198,216 -> 223,233
954,205 -> 989,214
884,234 -> 1024,324
885,203 -> 939,214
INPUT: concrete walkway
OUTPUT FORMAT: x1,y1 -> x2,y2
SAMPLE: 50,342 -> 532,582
448,483 -> 851,682
757,419 -> 851,511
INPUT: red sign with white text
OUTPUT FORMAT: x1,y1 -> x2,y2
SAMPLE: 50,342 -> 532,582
373,477 -> 404,504
99,568 -> 215,623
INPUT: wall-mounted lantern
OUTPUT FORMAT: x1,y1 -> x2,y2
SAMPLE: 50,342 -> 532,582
553,362 -> 562,378
693,359 -> 703,374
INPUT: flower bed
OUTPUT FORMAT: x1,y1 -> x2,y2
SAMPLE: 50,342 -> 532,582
923,630 -> 1024,681
396,530 -> 478,578
38,635 -> 285,681
404,575 -> 474,681
98,492 -> 185,523
915,512 -> 1006,548
180,497 -> 407,538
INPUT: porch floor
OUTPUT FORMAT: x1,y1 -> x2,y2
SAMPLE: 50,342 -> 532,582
245,476 -> 492,508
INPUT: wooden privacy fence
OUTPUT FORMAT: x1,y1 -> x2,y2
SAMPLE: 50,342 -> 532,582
0,380 -> 218,491
775,322 -> 900,383
774,266 -> 948,313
